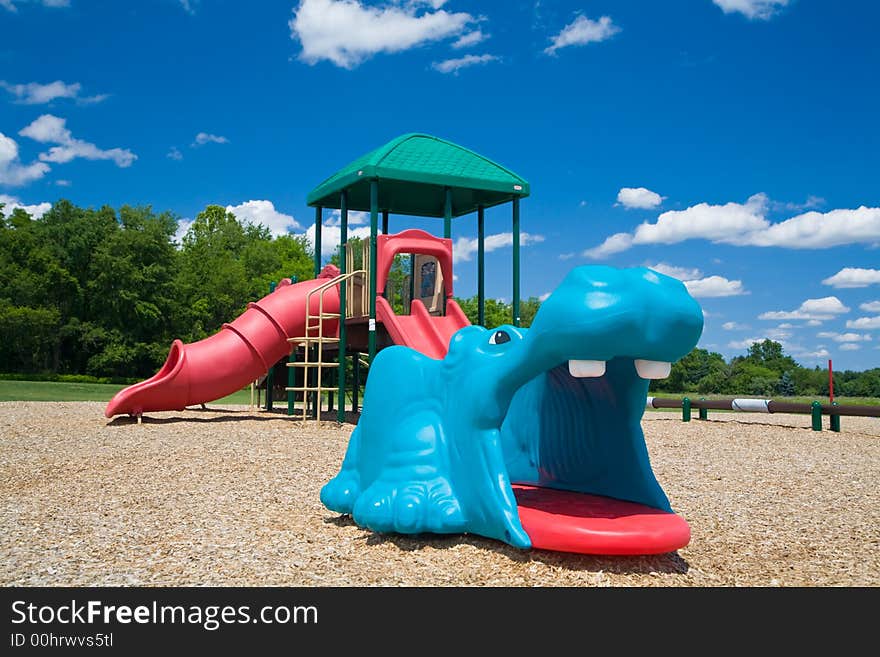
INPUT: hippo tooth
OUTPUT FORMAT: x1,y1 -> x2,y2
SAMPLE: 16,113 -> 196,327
568,360 -> 606,378
634,359 -> 672,379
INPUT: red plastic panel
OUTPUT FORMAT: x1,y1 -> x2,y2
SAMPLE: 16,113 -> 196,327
376,229 -> 454,297
513,485 -> 690,555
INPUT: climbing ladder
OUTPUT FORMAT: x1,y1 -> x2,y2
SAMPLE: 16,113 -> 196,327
286,269 -> 366,422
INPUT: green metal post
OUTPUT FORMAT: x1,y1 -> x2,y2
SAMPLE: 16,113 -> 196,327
266,280 -> 277,411
811,401 -> 822,431
287,351 -> 295,416
352,353 -> 360,413
830,401 -> 840,432
382,210 -> 389,235
443,187 -> 452,239
699,397 -> 708,420
337,191 -> 348,424
682,397 -> 691,422
477,205 -> 485,326
314,207 -> 323,277
368,180 -> 378,363
512,198 -> 521,327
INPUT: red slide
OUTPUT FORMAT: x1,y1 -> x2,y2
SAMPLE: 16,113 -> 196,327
376,296 -> 470,360
104,265 -> 341,418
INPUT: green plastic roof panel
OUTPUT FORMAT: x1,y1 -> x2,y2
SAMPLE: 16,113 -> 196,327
306,133 -> 530,217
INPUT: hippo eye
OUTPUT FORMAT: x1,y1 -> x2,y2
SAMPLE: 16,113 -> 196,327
488,330 -> 511,345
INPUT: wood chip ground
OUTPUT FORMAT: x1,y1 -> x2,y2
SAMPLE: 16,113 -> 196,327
2,402 -> 878,586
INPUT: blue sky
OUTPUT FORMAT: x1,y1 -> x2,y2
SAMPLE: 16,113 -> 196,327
1,0 -> 878,369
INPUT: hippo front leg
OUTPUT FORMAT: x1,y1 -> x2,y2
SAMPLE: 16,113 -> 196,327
351,411 -> 466,536
320,425 -> 363,514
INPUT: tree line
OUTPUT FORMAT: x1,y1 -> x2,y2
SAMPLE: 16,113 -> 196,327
1,200 -> 877,396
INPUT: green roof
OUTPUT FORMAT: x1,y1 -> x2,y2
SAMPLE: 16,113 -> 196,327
306,133 -> 529,218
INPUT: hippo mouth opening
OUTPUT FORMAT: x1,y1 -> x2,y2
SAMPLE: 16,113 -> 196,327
499,355 -> 690,554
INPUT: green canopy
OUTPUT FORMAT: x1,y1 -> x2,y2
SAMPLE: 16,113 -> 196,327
306,133 -> 530,217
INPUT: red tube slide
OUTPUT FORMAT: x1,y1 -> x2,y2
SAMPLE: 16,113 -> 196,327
104,265 -> 341,418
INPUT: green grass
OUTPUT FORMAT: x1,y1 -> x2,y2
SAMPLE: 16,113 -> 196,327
0,379 -> 253,404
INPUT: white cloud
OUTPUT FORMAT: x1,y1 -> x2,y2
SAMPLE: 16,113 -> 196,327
845,316 -> 880,330
453,231 -> 544,262
806,319 -> 822,327
558,252 -> 576,260
538,291 -> 551,302
54,179 -> 71,186
179,0 -> 196,14
712,0 -> 789,20
452,29 -> 487,49
432,53 -> 499,74
544,14 -> 620,55
19,114 -> 136,167
167,147 -> 183,161
822,267 -> 880,289
0,80 -> 107,105
759,296 -> 850,321
722,321 -> 749,330
226,200 -> 302,237
1,0 -> 70,13
174,218 -> 193,244
617,187 -> 663,210
584,193 -> 880,258
0,194 -> 50,219
685,276 -> 747,298
794,347 -> 831,360
192,132 -> 229,147
0,131 -> 50,186
645,262 -> 702,281
817,331 -> 872,343
776,323 -> 795,329
839,343 -> 860,351
305,222 -> 373,259
290,0 -> 473,69
728,337 -> 761,350
324,208 -> 368,226
860,301 -> 880,313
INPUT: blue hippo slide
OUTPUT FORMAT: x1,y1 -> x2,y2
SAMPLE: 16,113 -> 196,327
322,266 -> 704,555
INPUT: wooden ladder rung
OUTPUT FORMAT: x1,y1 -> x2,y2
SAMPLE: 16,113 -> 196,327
287,362 -> 337,368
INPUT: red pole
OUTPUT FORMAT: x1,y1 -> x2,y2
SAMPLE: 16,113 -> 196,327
828,359 -> 834,404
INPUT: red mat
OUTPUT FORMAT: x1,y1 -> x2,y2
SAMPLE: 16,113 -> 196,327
513,484 -> 690,555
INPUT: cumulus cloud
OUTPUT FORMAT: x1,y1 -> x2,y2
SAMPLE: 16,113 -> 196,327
816,331 -> 872,343
1,0 -> 70,13
432,53 -> 499,74
0,131 -> 50,186
19,114 -> 136,167
860,301 -> 880,313
0,80 -> 107,105
0,194 -> 50,219
822,267 -> 880,289
305,222 -> 373,259
722,321 -> 749,330
290,0 -> 473,69
644,262 -> 746,298
584,193 -> 880,258
453,232 -> 544,262
712,0 -> 789,20
226,200 -> 302,237
839,343 -> 860,351
759,296 -> 850,321
192,132 -> 229,147
167,147 -> 183,161
324,208 -> 368,226
617,187 -> 663,210
451,29 -> 487,49
544,15 -> 620,55
845,316 -> 880,330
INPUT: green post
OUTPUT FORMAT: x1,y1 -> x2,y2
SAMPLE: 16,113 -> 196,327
811,401 -> 822,431
477,205 -> 485,326
368,180 -> 378,363
512,198 -> 521,327
313,206 -> 322,277
382,210 -> 389,235
443,187 -> 452,239
830,401 -> 840,432
699,397 -> 708,420
266,280 -> 276,411
682,397 -> 691,422
337,191 -> 348,423
352,353 -> 360,413
286,351 -> 295,416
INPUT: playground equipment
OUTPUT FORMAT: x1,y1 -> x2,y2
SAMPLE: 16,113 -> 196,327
104,134 -> 529,420
647,396 -> 880,431
322,265 -> 704,555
